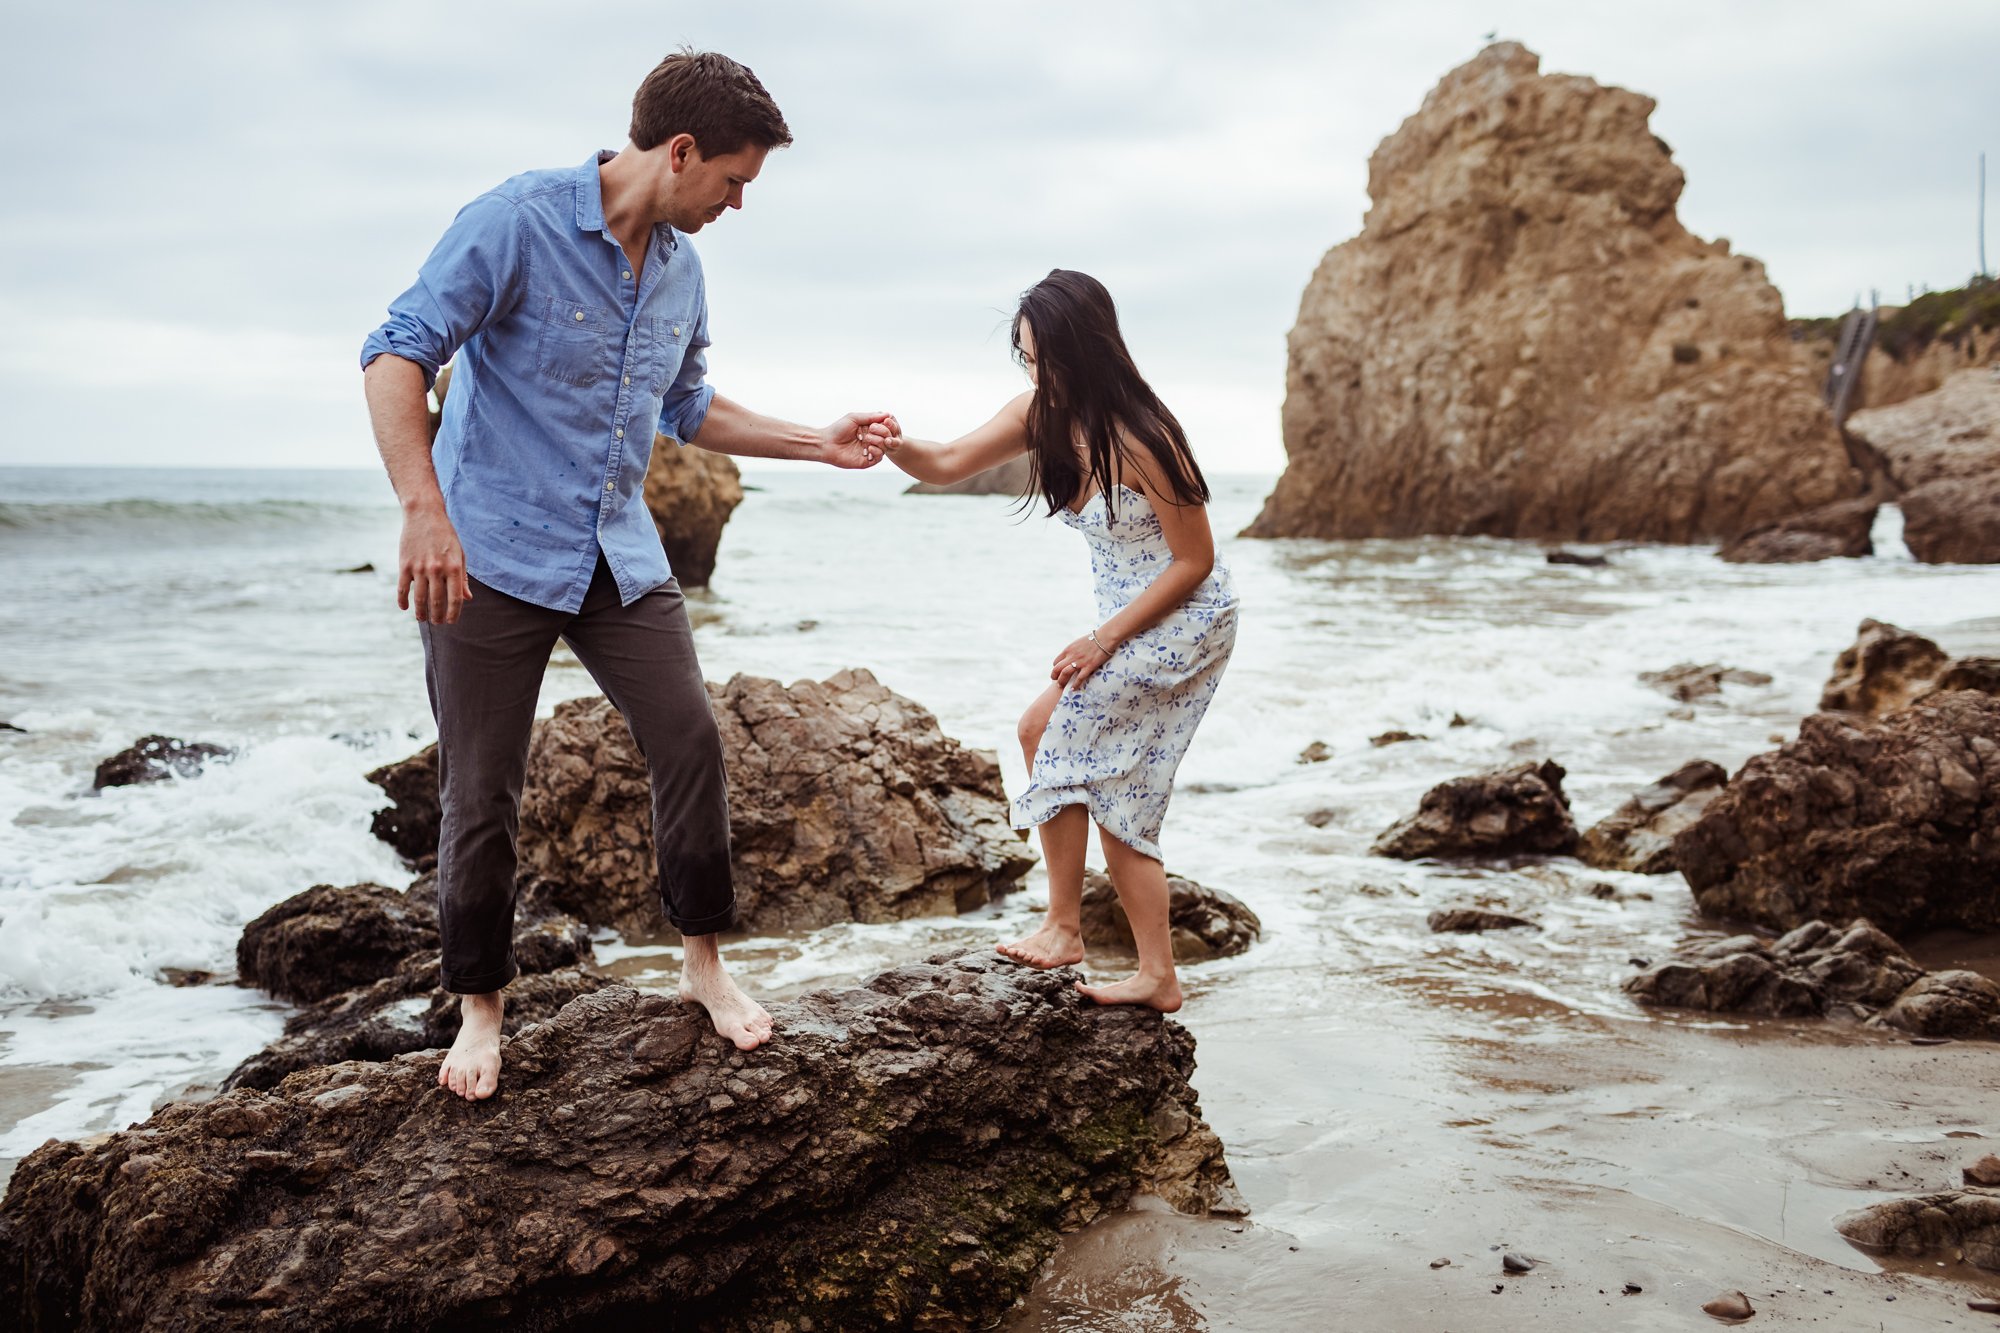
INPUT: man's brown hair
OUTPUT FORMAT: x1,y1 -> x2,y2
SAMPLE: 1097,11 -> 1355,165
630,50 -> 792,157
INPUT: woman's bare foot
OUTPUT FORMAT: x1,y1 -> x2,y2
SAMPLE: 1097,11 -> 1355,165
439,990 -> 504,1100
679,960 -> 774,1051
1076,972 -> 1183,1013
997,920 -> 1085,969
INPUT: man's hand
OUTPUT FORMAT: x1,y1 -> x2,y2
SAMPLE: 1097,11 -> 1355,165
398,502 -> 474,624
818,411 -> 897,469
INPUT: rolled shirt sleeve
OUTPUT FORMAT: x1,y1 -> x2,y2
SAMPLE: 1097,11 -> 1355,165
359,192 -> 525,388
658,283 -> 715,445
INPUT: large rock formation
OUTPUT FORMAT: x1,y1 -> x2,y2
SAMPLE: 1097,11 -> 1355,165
1848,368 -> 2000,563
1623,917 -> 2000,1040
1246,43 -> 1858,543
906,454 -> 1034,496
643,440 -> 743,588
519,670 -> 1036,935
1372,759 -> 1578,861
434,363 -> 742,588
1077,869 -> 1261,962
0,951 -> 1239,1333
1576,759 -> 1727,874
1673,691 -> 2000,936
1716,497 -> 1877,563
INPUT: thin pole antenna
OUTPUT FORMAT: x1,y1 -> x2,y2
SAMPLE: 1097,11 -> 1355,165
1980,151 -> 1989,278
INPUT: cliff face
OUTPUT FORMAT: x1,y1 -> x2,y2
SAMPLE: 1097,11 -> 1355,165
1247,43 -> 1860,543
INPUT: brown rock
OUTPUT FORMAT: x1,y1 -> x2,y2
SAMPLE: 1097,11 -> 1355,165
1964,1154 -> 2000,1187
1674,691 -> 2000,936
1819,619 -> 1951,715
1903,474 -> 2000,564
1623,918 -> 1930,1024
1078,869 -> 1262,961
906,454 -> 1034,496
1718,497 -> 1877,563
92,735 -> 232,789
1700,1289 -> 1755,1321
1847,366 -> 2000,494
1427,908 -> 1539,933
1297,740 -> 1333,763
642,439 -> 743,588
1370,729 -> 1427,747
1639,663 -> 1772,702
1837,1190 -> 2000,1272
518,670 -> 1035,934
1245,43 -> 1858,545
364,743 -> 438,866
235,881 -> 441,1005
0,951 -> 1239,1332
1577,759 -> 1728,873
1373,760 -> 1578,861
1874,970 -> 2000,1042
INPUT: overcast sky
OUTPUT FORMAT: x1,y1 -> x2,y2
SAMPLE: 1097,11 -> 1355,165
1,0 -> 1995,474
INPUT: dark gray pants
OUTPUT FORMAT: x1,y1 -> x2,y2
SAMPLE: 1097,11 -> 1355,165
419,556 -> 734,994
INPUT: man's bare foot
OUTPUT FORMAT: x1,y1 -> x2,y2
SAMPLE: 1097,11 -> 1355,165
1076,972 -> 1183,1013
439,990 -> 504,1100
997,920 -> 1085,969
679,964 -> 774,1051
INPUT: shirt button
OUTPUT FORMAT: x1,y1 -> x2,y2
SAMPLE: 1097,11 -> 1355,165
623,375 -> 630,385
604,481 -> 615,492
615,428 -> 624,439
672,326 -> 682,337
622,270 -> 632,280
573,310 -> 585,321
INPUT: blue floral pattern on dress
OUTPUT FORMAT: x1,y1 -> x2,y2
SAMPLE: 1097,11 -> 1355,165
1013,483 -> 1238,861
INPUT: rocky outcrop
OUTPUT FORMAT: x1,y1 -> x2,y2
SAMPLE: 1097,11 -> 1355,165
1836,1190 -> 2000,1273
1638,663 -> 1771,702
1372,759 -> 1577,861
223,876 -> 603,1091
519,670 -> 1035,934
1427,908 -> 1538,933
1718,497 -> 1877,563
1078,870 -> 1261,962
1245,43 -> 1859,544
906,455 -> 1034,496
1673,691 -> 2000,936
92,735 -> 232,789
643,441 -> 743,588
435,364 -> 742,587
1819,618 -> 1953,715
365,743 -> 438,866
1623,918 -> 1932,1020
1577,759 -> 1728,873
1847,367 -> 2000,563
1902,475 -> 2000,564
0,951 -> 1239,1333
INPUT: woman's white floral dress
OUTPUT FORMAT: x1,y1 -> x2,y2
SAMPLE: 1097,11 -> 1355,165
1014,483 -> 1237,860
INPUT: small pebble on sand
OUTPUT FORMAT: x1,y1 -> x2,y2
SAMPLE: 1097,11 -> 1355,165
1701,1290 -> 1754,1321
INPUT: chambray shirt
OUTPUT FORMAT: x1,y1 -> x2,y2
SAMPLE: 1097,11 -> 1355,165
360,150 -> 714,612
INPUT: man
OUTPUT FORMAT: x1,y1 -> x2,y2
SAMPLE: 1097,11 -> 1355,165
360,50 -> 888,1101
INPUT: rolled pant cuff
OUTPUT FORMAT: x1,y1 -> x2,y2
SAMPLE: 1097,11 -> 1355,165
671,899 -> 739,936
442,958 -> 520,996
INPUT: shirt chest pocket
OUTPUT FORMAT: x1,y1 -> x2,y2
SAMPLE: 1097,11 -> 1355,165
535,295 -> 611,388
643,315 -> 692,396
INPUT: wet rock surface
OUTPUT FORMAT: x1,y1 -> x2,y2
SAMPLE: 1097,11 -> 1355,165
1718,497 -> 1877,563
1427,908 -> 1539,933
1372,759 -> 1578,861
1246,43 -> 1858,544
1674,690 -> 2000,936
1624,917 -> 2000,1040
1576,759 -> 1728,873
1,951 -> 1238,1333
1818,618 -> 1953,715
1902,474 -> 2000,564
1078,870 -> 1262,962
364,742 -> 438,866
235,880 -> 443,1005
519,670 -> 1035,935
1638,663 -> 1772,702
91,735 -> 232,789
1836,1189 -> 2000,1272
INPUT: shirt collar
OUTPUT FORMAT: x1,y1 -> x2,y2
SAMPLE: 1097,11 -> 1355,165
575,149 -> 679,252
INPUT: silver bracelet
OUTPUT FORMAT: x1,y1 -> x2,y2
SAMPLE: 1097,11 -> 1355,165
1087,629 -> 1114,657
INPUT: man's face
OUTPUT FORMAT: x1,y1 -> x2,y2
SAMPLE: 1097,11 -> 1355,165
665,137 -> 767,233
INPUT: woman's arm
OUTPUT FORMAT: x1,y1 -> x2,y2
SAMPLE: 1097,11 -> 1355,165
1052,449 -> 1218,690
881,391 -> 1033,486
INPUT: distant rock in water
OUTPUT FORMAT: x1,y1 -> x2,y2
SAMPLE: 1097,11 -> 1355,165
1900,475 -> 2000,565
1847,367 -> 2000,564
1638,663 -> 1771,703
1372,759 -> 1578,861
1674,690 -> 2000,936
1718,497 -> 1878,563
1245,42 -> 1858,544
1624,918 -> 1929,1022
1427,908 -> 1538,933
906,454 -> 1033,496
1,952 -> 1240,1332
1079,869 -> 1261,962
92,735 -> 232,789
1819,618 -> 1952,715
1544,549 -> 1609,567
1577,759 -> 1727,874
643,440 -> 743,588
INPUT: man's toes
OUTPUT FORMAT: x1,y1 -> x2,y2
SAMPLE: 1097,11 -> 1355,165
473,1064 -> 499,1099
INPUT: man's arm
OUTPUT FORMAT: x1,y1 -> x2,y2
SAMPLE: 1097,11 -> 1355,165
688,394 -> 893,468
364,356 -> 471,623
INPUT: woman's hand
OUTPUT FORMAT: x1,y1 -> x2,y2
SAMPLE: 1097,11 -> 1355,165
817,411 -> 898,469
1052,630 -> 1116,689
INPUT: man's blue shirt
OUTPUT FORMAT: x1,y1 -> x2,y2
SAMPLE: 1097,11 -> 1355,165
360,150 -> 714,612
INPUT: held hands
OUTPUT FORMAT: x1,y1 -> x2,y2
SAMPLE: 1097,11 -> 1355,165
819,411 -> 900,469
397,503 -> 473,624
1052,629 -> 1116,690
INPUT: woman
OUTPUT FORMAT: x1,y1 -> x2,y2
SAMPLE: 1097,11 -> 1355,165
880,269 -> 1238,1012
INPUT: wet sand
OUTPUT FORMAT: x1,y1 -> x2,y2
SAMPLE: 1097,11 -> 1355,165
1004,952 -> 2000,1331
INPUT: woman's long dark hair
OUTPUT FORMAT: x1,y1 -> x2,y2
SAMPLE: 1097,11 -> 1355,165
1013,269 -> 1210,520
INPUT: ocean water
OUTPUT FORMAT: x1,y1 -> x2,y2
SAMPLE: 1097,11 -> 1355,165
0,464 -> 1993,1179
